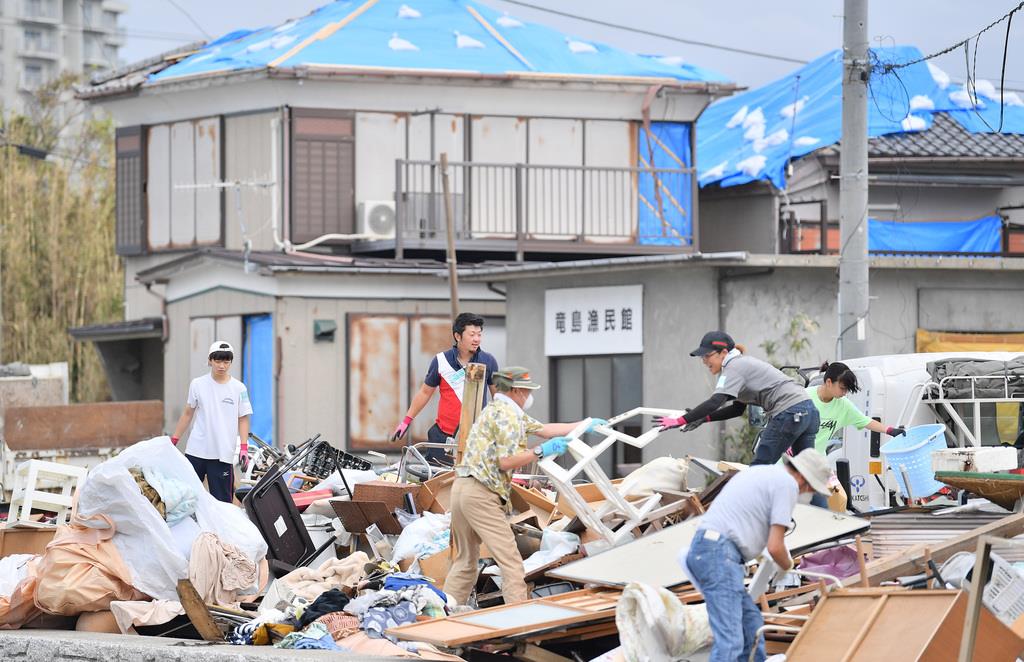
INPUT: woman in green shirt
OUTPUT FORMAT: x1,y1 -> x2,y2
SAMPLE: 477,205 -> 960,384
808,361 -> 906,455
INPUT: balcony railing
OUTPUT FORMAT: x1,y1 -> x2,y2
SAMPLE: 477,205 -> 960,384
390,159 -> 696,259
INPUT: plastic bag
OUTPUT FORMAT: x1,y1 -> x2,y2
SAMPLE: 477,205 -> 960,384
390,511 -> 450,565
798,545 -> 861,579
522,530 -> 579,575
0,555 -> 34,599
616,582 -> 711,661
33,519 -> 144,615
619,456 -> 689,497
76,436 -> 267,600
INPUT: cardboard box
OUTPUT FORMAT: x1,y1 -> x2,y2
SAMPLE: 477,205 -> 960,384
353,480 -> 420,513
0,526 -> 56,557
414,471 -> 455,514
510,484 -> 559,525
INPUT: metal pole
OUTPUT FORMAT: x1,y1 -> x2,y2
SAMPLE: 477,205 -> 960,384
838,0 -> 870,359
440,152 -> 460,320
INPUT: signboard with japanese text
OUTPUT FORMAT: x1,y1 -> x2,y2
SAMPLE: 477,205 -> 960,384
544,285 -> 643,356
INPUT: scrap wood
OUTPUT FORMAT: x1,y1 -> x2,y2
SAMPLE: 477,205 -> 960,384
455,363 -> 487,465
935,471 -> 1024,511
843,512 -> 1024,587
175,578 -> 223,642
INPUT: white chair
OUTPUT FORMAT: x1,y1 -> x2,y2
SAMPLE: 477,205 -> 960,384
8,459 -> 88,526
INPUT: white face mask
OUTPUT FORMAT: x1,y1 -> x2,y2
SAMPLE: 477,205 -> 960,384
523,393 -> 535,411
798,492 -> 814,504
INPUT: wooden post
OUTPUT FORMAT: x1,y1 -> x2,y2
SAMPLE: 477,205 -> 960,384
455,362 -> 488,465
856,534 -> 870,588
958,536 -> 996,662
176,578 -> 223,642
440,151 -> 459,321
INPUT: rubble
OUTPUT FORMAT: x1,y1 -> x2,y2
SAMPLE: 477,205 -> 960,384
3,406 -> 1024,662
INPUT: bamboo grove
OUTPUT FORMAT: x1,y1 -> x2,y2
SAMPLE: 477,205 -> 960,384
0,74 -> 122,402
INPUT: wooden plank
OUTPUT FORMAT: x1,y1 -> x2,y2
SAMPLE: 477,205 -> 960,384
455,362 -> 487,465
4,401 -> 164,450
175,578 -> 222,642
845,513 -> 1024,587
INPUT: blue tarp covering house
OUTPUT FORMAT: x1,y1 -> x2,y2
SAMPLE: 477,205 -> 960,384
150,0 -> 728,84
697,46 -> 1024,191
868,216 -> 1003,254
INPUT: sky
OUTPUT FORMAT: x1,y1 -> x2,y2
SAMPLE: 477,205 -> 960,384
120,0 -> 1024,93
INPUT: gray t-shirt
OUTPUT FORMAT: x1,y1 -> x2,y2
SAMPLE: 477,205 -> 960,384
699,465 -> 799,560
713,354 -> 809,418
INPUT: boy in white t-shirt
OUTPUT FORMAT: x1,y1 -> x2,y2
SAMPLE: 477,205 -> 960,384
171,340 -> 253,503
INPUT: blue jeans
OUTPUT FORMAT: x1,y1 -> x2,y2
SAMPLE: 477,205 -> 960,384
752,400 -> 819,466
687,530 -> 765,662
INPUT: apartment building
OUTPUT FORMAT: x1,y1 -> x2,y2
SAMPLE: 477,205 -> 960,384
1,0 -> 125,111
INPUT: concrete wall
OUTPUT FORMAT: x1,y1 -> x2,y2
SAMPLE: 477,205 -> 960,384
698,187 -> 778,254
501,261 -> 1024,463
505,266 -> 721,463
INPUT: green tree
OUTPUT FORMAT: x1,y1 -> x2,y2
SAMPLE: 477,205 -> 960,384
0,73 -> 121,402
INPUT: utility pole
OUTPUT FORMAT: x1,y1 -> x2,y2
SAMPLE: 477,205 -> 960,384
838,0 -> 871,359
440,152 -> 460,320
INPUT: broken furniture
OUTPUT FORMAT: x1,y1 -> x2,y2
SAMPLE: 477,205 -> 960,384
8,459 -> 88,525
537,407 -> 682,545
243,435 -> 347,577
936,471 -> 1024,511
549,503 -> 870,589
784,588 -> 1024,662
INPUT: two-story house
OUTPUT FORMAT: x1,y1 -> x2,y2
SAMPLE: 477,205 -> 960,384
459,47 -> 1024,473
74,0 -> 734,454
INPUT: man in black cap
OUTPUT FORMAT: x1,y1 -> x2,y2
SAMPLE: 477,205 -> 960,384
658,331 -> 819,467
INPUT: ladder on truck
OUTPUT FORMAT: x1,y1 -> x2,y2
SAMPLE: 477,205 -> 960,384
897,374 -> 1024,448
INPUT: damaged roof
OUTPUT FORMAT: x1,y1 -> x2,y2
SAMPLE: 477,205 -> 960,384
79,0 -> 732,100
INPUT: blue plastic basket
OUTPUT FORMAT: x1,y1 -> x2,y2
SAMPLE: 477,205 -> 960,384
880,424 -> 948,499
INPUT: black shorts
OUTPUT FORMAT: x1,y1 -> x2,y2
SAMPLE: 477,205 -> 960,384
186,454 -> 234,503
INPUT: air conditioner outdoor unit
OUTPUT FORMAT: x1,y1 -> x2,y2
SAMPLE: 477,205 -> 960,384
357,200 -> 397,239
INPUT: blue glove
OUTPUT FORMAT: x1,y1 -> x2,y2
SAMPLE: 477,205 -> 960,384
540,436 -> 570,457
586,418 -> 609,432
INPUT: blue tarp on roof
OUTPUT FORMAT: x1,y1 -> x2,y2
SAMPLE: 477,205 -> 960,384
697,47 -> 1024,190
151,0 -> 727,83
869,215 -> 1002,254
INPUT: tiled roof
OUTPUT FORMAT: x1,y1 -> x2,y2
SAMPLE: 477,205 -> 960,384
869,112 -> 1024,159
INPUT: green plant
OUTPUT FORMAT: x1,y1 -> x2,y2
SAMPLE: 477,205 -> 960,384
0,74 -> 121,402
721,313 -> 820,463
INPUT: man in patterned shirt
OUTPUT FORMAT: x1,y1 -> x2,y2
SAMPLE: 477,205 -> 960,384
444,367 -> 606,606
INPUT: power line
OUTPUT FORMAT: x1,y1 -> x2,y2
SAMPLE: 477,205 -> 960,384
493,0 -> 809,65
164,0 -> 211,40
876,1 -> 1024,72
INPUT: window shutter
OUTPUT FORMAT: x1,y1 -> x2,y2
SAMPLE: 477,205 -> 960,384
115,126 -> 146,255
290,109 -> 355,244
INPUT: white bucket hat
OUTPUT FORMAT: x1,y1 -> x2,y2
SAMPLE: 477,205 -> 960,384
783,449 -> 832,495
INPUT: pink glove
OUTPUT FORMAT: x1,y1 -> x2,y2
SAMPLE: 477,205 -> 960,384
239,442 -> 249,471
170,435 -> 180,446
391,416 -> 413,442
658,415 -> 688,430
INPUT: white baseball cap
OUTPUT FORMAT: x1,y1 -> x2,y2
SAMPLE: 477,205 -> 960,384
208,340 -> 235,357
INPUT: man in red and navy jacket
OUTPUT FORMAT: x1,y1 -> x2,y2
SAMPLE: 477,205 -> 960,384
391,313 -> 498,464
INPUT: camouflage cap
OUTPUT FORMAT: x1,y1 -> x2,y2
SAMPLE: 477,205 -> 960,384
493,366 -> 541,390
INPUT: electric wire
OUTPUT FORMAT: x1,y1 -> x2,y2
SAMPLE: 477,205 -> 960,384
493,0 -> 809,65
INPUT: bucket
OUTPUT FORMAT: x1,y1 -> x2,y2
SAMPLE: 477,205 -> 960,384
880,424 -> 947,499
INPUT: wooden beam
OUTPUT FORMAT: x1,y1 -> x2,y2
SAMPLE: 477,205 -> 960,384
514,643 -> 573,662
455,362 -> 487,465
175,578 -> 222,642
3,401 -> 164,450
845,512 -> 1024,587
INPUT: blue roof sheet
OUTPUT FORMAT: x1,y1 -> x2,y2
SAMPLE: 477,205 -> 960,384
697,46 -> 1024,190
150,0 -> 729,84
